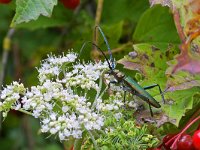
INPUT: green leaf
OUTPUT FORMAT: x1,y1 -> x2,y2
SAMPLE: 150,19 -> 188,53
13,4 -> 73,30
102,0 -> 149,24
133,5 -> 180,43
118,43 -> 196,126
118,43 -> 179,91
166,71 -> 200,91
11,0 -> 57,27
100,22 -> 124,48
118,43 -> 200,126
164,87 -> 200,126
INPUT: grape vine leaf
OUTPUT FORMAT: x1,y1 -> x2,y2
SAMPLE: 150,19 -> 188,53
166,0 -> 200,75
166,71 -> 200,91
13,4 -> 73,30
118,43 -> 200,126
118,43 -> 178,99
163,87 -> 200,126
11,0 -> 57,27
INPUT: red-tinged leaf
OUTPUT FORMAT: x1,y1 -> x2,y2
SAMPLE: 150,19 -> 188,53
167,0 -> 200,75
168,43 -> 200,75
118,43 -> 200,127
166,71 -> 200,92
184,0 -> 200,36
118,43 -> 178,88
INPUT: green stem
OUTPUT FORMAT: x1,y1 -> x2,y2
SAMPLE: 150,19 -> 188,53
98,86 -> 108,99
87,130 -> 100,150
18,109 -> 33,116
92,74 -> 103,109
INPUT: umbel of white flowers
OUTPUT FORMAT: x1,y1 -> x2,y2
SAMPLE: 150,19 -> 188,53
0,51 -> 124,141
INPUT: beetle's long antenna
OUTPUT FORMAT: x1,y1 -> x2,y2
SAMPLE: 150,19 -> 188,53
79,41 -> 113,70
94,26 -> 115,69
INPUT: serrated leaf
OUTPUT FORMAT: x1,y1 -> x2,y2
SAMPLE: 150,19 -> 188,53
165,0 -> 200,75
163,87 -> 200,126
167,45 -> 200,75
11,0 -> 57,27
13,4 -> 73,30
118,43 -> 179,90
118,43 -> 200,126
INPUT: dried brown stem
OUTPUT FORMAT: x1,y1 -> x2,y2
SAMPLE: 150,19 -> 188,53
93,0 -> 104,47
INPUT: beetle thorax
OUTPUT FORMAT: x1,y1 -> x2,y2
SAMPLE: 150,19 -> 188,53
110,69 -> 125,81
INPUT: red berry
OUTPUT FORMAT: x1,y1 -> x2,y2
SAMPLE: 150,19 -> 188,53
163,134 -> 176,150
70,145 -> 74,150
60,0 -> 80,9
193,130 -> 200,150
177,134 -> 194,150
0,0 -> 11,4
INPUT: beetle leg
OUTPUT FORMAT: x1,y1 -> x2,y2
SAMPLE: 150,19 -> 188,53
143,84 -> 165,104
148,99 -> 154,117
135,92 -> 154,117
108,80 -> 118,89
123,90 -> 127,103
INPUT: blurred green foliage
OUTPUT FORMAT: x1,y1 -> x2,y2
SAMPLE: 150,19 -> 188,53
1,0 -> 199,149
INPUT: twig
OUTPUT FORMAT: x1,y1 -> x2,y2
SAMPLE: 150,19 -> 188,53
91,42 -> 132,58
93,0 -> 104,48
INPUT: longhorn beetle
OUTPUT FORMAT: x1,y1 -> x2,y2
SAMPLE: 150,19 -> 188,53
80,26 -> 165,116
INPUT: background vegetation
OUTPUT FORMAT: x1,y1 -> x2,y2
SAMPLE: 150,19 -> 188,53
0,0 -> 200,149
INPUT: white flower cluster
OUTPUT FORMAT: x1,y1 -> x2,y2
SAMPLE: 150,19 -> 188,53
61,61 -> 108,90
38,52 -> 77,83
0,51 -> 124,141
0,81 -> 25,117
95,92 -> 124,115
21,80 -> 63,118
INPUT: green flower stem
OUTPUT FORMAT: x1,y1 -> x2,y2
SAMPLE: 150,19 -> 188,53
98,86 -> 108,99
92,74 -> 103,109
18,109 -> 33,116
87,130 -> 100,150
